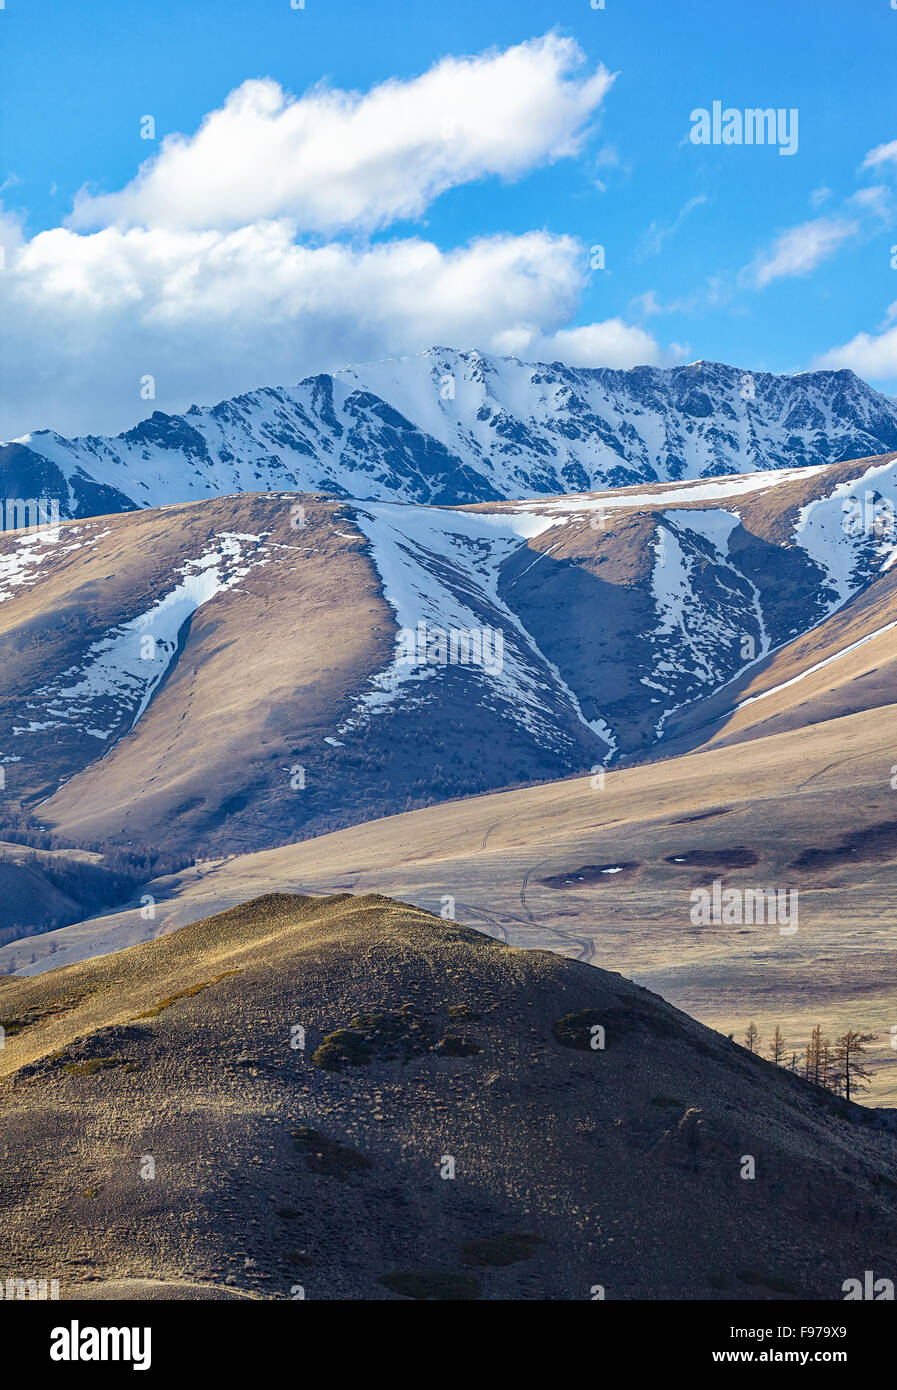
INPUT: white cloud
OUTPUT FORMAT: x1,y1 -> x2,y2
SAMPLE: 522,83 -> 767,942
743,216 -> 860,288
849,184 -> 892,218
630,290 -> 664,317
862,139 -> 897,171
533,320 -> 666,367
0,219 -> 663,437
813,303 -> 897,380
628,275 -> 731,319
68,35 -> 614,235
0,35 -> 673,439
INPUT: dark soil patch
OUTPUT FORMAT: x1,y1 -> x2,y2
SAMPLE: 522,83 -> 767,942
736,1269 -> 800,1296
663,847 -> 759,868
540,862 -> 640,889
461,1233 -> 544,1267
790,820 -> 897,871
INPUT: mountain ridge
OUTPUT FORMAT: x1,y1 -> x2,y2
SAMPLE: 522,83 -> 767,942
3,450 -> 897,869
5,349 -> 897,519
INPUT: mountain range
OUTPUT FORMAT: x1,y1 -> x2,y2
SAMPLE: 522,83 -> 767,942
2,439 -> 897,871
5,349 -> 897,517
3,348 -> 897,1299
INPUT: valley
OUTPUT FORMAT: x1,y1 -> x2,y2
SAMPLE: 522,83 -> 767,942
2,357 -> 896,1157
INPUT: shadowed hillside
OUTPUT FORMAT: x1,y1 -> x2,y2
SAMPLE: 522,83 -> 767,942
0,892 -> 894,1300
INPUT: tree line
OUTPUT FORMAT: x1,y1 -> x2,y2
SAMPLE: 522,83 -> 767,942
741,1022 -> 874,1101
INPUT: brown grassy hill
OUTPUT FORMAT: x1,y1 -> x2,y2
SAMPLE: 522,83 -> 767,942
0,494 -> 397,856
1,451 -> 896,861
17,693 -> 897,1102
0,892 -> 894,1301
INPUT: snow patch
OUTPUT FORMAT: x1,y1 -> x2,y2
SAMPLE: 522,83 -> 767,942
340,502 -> 616,755
14,533 -> 270,745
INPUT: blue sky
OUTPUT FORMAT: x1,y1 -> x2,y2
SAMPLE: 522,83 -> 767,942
2,0 -> 896,437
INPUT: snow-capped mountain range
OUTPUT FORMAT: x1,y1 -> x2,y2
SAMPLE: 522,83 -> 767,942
4,349 -> 897,519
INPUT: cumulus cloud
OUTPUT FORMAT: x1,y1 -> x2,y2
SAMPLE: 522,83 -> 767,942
742,216 -> 860,288
0,35 -> 671,439
813,303 -> 897,380
0,220 -> 663,437
532,320 -> 667,367
68,35 -> 614,235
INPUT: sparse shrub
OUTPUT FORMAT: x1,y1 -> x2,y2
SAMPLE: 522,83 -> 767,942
290,1125 -> 371,1180
136,970 -> 239,1019
0,990 -> 94,1039
349,1005 -> 433,1061
313,1004 -> 482,1068
312,1004 -> 435,1068
62,1056 -> 136,1076
553,1009 -> 604,1050
434,1034 -> 482,1057
311,1029 -> 372,1071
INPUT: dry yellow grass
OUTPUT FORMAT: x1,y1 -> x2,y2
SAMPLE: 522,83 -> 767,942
1,892 -> 895,1300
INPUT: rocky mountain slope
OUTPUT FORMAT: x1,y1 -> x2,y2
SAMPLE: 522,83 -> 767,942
3,450 -> 897,866
0,892 -> 894,1300
4,350 -> 897,517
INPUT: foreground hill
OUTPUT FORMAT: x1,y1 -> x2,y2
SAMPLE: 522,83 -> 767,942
21,691 -> 897,1103
4,449 -> 897,862
0,892 -> 894,1300
4,350 -> 897,517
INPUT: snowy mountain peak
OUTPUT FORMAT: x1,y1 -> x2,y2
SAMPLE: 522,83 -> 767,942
3,349 -> 897,521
